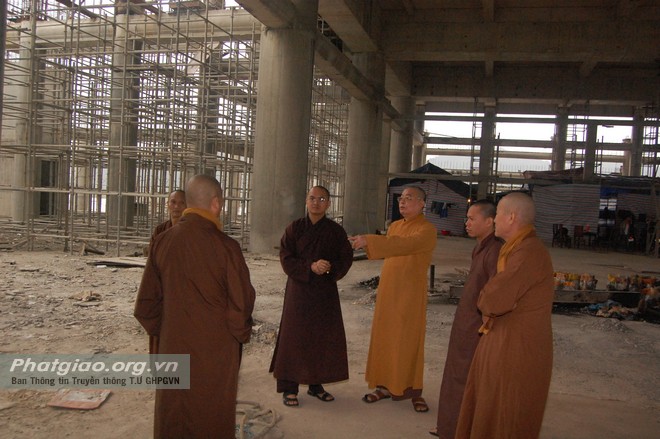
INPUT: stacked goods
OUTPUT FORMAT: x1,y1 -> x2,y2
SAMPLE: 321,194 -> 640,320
554,272 -> 597,290
606,275 -> 658,291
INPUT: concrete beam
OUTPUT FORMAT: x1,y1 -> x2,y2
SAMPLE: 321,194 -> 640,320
424,147 -> 628,164
236,0 -> 297,28
413,65 -> 659,106
385,61 -> 411,96
318,0 -> 379,52
5,10 -> 261,49
314,35 -> 405,130
422,101 -> 642,118
238,0 -> 405,128
382,21 -> 659,64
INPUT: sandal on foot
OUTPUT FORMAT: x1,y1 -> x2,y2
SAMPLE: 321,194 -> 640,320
429,427 -> 439,436
362,388 -> 391,403
307,389 -> 335,402
282,392 -> 299,407
412,397 -> 429,413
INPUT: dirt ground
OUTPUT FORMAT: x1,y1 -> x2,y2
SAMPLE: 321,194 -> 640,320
0,236 -> 659,438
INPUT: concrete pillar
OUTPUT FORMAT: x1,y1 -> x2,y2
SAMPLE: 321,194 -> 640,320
389,96 -> 414,173
378,117 -> 392,231
0,0 -> 7,143
411,104 -> 426,169
249,0 -> 317,253
628,110 -> 645,177
622,138 -> 633,176
343,52 -> 385,235
583,123 -> 598,180
552,107 -> 568,171
108,21 -> 139,228
11,22 -> 37,223
477,106 -> 496,200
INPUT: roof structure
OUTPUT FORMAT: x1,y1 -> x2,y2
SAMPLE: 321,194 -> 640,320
389,163 -> 471,199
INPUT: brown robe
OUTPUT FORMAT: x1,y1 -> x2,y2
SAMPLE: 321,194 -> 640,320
455,231 -> 554,439
146,219 -> 173,354
150,219 -> 173,245
134,213 -> 255,439
364,213 -> 437,397
270,215 -> 353,386
435,233 -> 502,439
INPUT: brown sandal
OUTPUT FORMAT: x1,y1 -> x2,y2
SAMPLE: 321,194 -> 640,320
412,397 -> 429,412
362,388 -> 391,403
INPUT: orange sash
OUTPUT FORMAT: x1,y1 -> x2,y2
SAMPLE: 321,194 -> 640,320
182,207 -> 223,231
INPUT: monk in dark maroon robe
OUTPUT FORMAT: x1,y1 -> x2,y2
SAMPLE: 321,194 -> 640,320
431,200 -> 502,438
270,186 -> 354,407
135,175 -> 255,438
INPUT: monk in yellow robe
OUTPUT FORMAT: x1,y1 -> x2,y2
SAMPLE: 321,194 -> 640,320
455,192 -> 554,438
350,185 -> 437,413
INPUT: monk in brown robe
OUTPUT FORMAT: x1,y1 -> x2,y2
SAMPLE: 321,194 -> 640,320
350,185 -> 437,413
146,189 -> 186,354
455,192 -> 554,439
149,189 -> 186,246
134,174 -> 255,439
270,186 -> 354,407
430,200 -> 502,438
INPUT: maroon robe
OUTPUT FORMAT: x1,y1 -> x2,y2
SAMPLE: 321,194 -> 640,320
135,213 -> 255,439
435,233 -> 502,439
269,215 -> 353,386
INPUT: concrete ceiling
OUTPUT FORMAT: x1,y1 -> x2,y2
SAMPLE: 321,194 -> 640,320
241,0 -> 660,116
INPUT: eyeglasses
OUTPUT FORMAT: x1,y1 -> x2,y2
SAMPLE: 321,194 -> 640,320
307,196 -> 327,203
399,195 -> 422,202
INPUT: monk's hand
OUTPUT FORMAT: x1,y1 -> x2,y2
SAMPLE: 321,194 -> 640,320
316,259 -> 331,274
349,235 -> 367,250
311,261 -> 328,275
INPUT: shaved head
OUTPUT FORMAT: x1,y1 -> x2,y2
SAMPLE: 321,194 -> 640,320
406,185 -> 426,201
495,192 -> 536,240
501,192 -> 535,225
185,174 -> 224,210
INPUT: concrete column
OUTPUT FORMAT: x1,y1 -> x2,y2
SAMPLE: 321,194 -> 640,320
389,96 -> 414,173
552,107 -> 568,171
628,110 -> 645,176
477,106 -> 496,200
411,104 -> 426,169
378,117 -> 392,231
108,21 -> 139,228
583,123 -> 598,180
622,138 -> 633,176
411,144 -> 423,169
0,0 -> 7,143
11,21 -> 37,222
343,52 -> 385,235
250,1 -> 317,253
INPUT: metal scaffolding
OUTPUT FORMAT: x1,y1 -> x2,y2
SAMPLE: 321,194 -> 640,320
1,1 -> 350,253
308,71 -> 349,222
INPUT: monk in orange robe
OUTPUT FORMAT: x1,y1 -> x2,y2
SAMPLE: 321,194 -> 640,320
455,192 -> 554,438
350,185 -> 437,413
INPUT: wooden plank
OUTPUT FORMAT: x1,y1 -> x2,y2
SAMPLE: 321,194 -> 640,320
445,286 -> 638,305
88,257 -> 146,268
